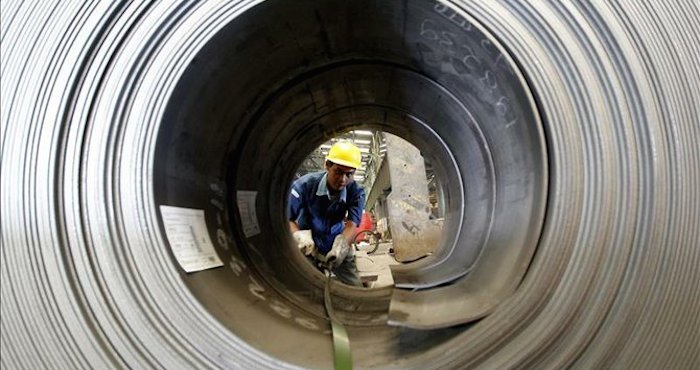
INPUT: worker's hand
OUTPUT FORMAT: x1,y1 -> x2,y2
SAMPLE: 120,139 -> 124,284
293,230 -> 315,256
324,235 -> 350,269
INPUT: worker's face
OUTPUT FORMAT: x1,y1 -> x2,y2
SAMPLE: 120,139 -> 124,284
326,163 -> 355,191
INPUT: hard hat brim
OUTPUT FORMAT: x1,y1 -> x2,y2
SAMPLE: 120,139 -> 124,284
326,157 -> 362,170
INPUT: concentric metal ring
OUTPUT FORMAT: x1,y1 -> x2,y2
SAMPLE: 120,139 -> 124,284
2,1 -> 698,369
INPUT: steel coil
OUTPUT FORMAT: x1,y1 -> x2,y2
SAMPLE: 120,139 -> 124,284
2,1 -> 698,369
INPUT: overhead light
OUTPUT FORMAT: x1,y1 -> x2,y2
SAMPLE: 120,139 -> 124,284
353,139 -> 371,144
358,147 -> 369,153
319,144 -> 332,149
352,130 -> 374,136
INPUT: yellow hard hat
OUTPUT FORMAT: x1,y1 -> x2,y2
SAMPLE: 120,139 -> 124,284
326,141 -> 362,169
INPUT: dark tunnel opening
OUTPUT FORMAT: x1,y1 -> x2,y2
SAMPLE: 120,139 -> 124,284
153,0 -> 546,367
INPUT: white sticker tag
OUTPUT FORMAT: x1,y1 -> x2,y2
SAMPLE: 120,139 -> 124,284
159,205 -> 224,273
237,190 -> 261,237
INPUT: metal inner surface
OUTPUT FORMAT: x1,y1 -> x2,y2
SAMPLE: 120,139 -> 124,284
154,0 -> 545,366
3,0 -> 700,369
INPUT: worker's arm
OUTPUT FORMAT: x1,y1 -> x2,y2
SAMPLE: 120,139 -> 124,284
288,180 -> 304,233
342,185 -> 365,244
341,220 -> 357,243
289,220 -> 300,233
325,185 -> 365,268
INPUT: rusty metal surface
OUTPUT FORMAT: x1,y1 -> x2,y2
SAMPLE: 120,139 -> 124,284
383,134 -> 441,262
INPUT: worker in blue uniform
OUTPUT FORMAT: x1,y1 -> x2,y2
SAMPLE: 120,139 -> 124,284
289,141 -> 366,287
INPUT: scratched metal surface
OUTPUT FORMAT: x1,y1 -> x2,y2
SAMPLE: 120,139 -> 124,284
1,0 -> 699,369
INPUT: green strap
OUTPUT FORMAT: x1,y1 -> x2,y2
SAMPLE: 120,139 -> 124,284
324,271 -> 353,370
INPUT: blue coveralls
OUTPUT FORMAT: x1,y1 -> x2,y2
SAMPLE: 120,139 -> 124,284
288,171 -> 366,285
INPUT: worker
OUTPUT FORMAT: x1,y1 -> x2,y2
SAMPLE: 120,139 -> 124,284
288,141 -> 366,287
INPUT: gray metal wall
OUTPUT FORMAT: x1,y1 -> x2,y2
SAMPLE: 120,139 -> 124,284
2,1 -> 698,369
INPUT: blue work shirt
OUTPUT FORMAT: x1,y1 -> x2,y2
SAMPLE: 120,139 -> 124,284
288,171 -> 366,254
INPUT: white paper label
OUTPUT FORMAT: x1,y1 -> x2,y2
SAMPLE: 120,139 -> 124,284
236,190 -> 260,237
160,205 -> 224,273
